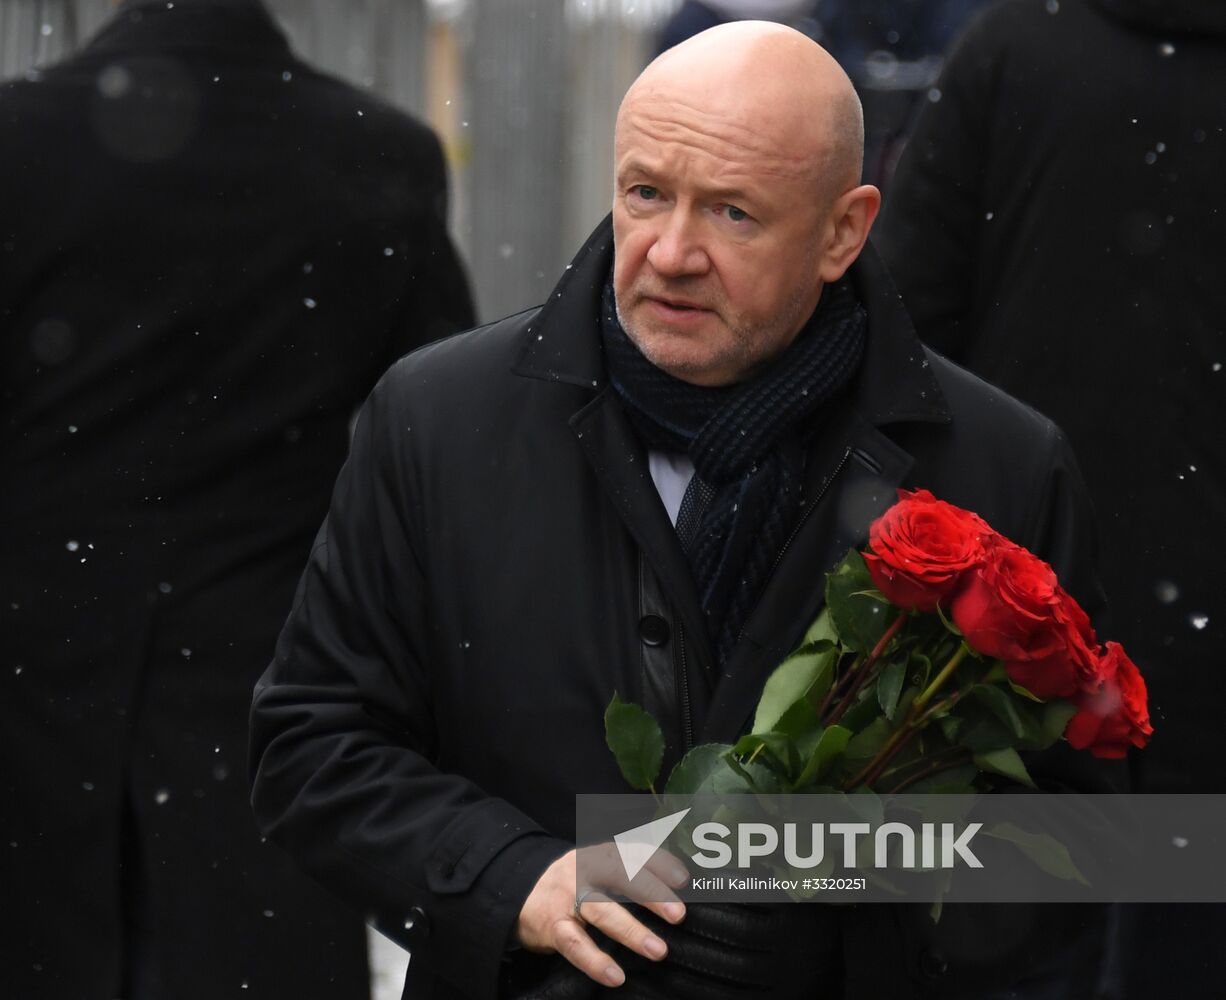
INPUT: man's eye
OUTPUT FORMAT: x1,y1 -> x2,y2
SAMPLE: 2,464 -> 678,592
634,185 -> 659,200
726,205 -> 748,222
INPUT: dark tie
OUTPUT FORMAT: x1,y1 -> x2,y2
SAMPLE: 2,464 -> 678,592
674,472 -> 716,556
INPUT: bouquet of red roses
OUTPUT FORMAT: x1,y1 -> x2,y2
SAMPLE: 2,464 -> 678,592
607,489 -> 1152,798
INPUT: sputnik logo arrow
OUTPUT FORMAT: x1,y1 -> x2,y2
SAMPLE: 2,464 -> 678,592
614,808 -> 691,881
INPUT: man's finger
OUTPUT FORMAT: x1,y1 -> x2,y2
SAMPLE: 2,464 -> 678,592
640,894 -> 686,926
579,897 -> 670,963
616,868 -> 687,925
577,843 -> 689,909
642,848 -> 690,888
551,916 -> 627,987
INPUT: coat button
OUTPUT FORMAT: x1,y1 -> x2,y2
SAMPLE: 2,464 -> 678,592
919,948 -> 948,980
405,905 -> 431,938
639,615 -> 670,647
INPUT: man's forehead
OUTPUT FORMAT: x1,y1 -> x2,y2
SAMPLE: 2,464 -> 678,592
615,94 -> 818,184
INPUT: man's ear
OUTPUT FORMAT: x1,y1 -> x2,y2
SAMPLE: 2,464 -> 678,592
818,184 -> 882,283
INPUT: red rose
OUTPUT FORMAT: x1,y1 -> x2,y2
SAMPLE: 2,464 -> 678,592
863,489 -> 993,612
1065,642 -> 1154,758
950,539 -> 1060,657
1003,586 -> 1102,699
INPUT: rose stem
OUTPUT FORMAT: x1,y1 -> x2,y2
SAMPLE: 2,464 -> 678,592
852,689 -> 965,790
877,741 -> 966,785
825,614 -> 907,727
842,645 -> 969,792
817,653 -> 862,721
886,751 -> 973,793
915,643 -> 970,710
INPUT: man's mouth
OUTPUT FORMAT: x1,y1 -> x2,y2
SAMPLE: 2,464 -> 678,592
646,295 -> 709,315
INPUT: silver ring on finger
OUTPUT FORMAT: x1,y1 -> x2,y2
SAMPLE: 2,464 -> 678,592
573,887 -> 599,923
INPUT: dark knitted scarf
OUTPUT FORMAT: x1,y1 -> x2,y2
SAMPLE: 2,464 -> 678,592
601,272 -> 867,664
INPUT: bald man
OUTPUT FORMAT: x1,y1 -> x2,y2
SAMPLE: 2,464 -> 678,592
251,22 -> 1118,1000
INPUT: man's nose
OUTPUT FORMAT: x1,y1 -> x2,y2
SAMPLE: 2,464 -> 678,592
645,213 -> 710,277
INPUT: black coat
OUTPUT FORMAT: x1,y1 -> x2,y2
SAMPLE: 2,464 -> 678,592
251,216 -> 1122,999
874,0 -> 1226,797
0,1 -> 473,996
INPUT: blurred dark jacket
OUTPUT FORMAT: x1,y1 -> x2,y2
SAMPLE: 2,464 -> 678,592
0,0 -> 473,997
876,1 -> 1226,995
812,0 -> 994,186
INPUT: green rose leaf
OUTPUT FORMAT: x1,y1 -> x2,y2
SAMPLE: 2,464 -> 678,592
664,743 -> 732,795
878,660 -> 907,720
971,684 -> 1042,744
826,549 -> 895,653
983,822 -> 1090,886
972,747 -> 1037,789
1008,681 -> 1044,703
893,686 -> 922,730
902,762 -> 981,795
781,699 -> 824,755
955,703 -> 1017,752
800,605 -> 839,647
732,732 -> 799,779
935,602 -> 963,638
793,724 -> 852,790
937,715 -> 962,743
723,754 -> 789,794
605,693 -> 664,792
1037,699 -> 1079,749
844,716 -> 891,760
909,651 -> 934,694
753,641 -> 838,734
839,685 -> 888,733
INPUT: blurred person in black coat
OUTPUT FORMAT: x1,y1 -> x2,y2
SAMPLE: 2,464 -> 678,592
811,0 -> 994,187
654,0 -> 995,190
875,0 -> 1226,995
0,0 -> 473,997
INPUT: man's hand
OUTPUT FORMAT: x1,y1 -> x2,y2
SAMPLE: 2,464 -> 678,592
516,846 -> 688,988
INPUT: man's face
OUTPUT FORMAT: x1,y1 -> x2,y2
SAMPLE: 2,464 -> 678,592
611,92 -> 829,387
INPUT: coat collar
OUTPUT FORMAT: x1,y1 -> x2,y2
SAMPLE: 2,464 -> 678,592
512,213 -> 951,430
511,218 -> 612,391
87,0 -> 290,60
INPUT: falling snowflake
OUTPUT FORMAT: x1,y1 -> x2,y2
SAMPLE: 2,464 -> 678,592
1154,580 -> 1179,604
